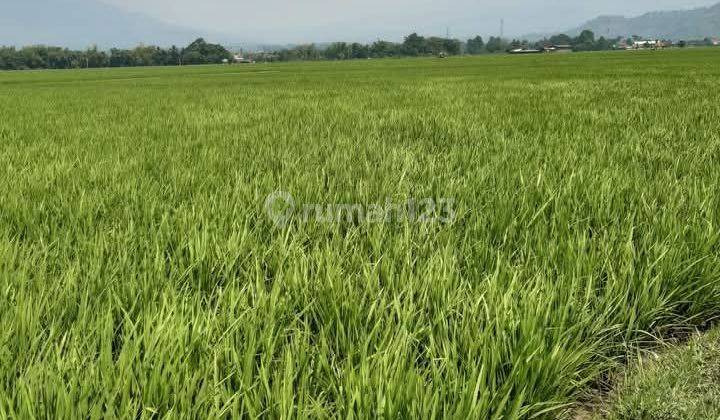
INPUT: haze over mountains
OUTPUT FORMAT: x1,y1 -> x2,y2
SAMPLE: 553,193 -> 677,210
543,2 -> 720,40
0,0 -> 204,48
1,0 -> 719,48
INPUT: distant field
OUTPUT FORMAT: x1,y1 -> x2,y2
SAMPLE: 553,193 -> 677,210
1,49 -> 719,418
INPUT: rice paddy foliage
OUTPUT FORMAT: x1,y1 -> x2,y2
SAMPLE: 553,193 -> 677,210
0,49 -> 719,418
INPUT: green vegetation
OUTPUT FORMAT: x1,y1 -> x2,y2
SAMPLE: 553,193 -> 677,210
0,38 -> 231,70
261,30 -> 627,62
0,29 -> 631,71
0,49 -> 719,418
4,28 -> 714,71
598,328 -> 720,419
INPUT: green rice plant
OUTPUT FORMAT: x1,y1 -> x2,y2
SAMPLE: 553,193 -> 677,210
0,49 -> 719,418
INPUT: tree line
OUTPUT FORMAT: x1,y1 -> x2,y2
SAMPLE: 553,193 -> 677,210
0,32 -> 595,70
0,38 -> 231,70
259,33 -> 493,62
2,31 -> 717,70
528,31 -> 618,51
246,31 -> 625,62
511,31 -> 717,51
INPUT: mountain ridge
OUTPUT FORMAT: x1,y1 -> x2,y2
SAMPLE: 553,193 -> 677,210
527,2 -> 720,41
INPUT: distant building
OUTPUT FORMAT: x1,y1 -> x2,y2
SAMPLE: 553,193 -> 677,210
632,40 -> 666,49
508,48 -> 544,54
233,54 -> 255,64
508,44 -> 572,55
614,41 -> 630,50
544,44 -> 573,53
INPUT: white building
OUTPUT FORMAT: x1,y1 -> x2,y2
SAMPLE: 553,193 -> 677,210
632,40 -> 661,49
233,54 -> 255,64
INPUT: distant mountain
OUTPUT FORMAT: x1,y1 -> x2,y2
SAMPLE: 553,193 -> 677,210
528,2 -> 720,41
0,0 -> 211,48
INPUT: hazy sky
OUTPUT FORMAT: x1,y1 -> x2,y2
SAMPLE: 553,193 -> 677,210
101,0 -> 717,43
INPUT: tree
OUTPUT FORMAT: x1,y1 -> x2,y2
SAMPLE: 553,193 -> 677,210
168,46 -> 181,65
325,42 -> 350,59
574,30 -> 596,51
19,47 -> 45,69
110,48 -> 133,67
403,33 -> 427,56
296,44 -> 320,61
426,37 -> 447,55
182,38 -> 232,64
466,36 -> 485,54
130,45 -> 157,66
350,43 -> 369,59
0,39 -> 234,70
595,36 -> 611,51
577,30 -> 596,44
485,37 -> 507,53
370,41 -> 398,58
84,46 -> 108,68
549,34 -> 573,46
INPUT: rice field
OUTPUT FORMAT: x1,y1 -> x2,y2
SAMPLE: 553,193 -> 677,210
1,49 -> 719,418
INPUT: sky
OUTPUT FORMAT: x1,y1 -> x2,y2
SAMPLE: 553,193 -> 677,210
98,0 -> 718,43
